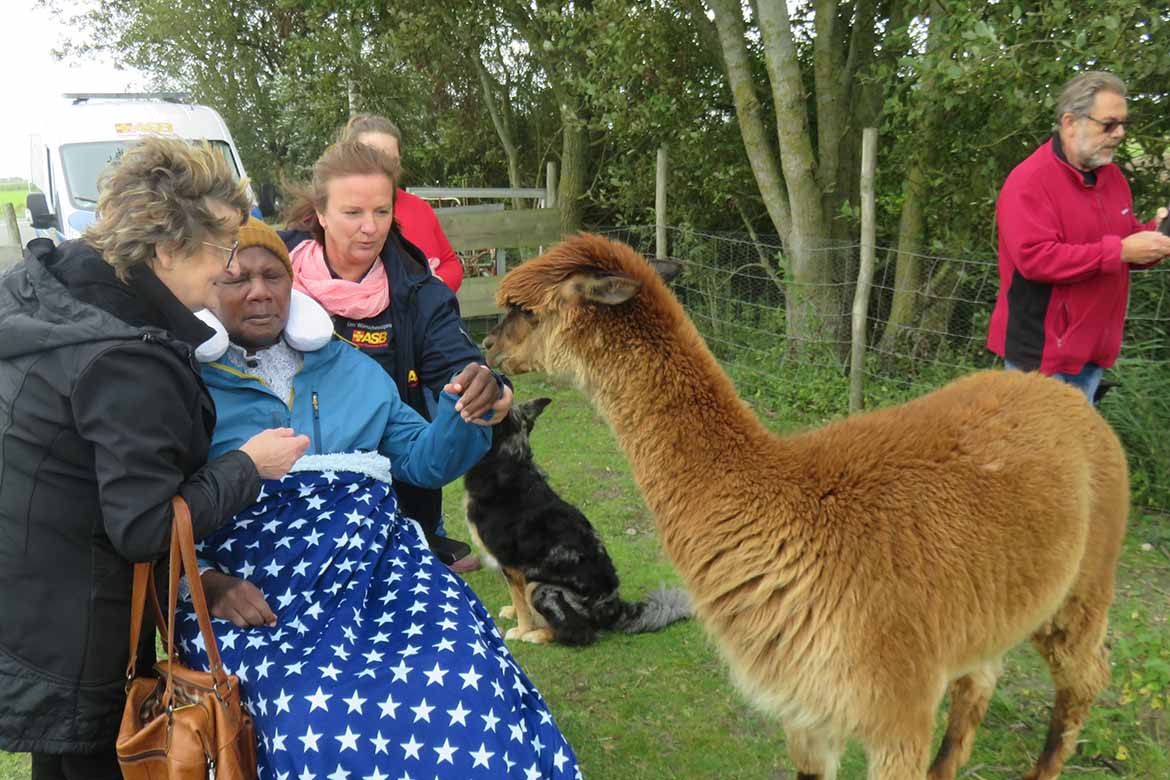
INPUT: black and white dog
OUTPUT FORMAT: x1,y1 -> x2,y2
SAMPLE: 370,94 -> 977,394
463,398 -> 691,645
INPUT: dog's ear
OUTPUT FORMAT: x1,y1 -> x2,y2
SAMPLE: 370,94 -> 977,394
528,397 -> 552,419
517,397 -> 552,432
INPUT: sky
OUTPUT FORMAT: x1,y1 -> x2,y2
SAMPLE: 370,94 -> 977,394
0,3 -> 148,180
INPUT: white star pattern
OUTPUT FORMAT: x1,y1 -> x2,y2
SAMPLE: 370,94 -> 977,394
305,686 -> 332,712
410,698 -> 434,723
299,725 -> 322,753
433,738 -> 458,765
343,690 -> 367,714
378,693 -> 399,719
168,468 -> 577,780
400,734 -> 423,760
470,743 -> 495,769
335,725 -> 361,752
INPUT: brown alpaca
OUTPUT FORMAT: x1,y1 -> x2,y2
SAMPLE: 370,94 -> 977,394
483,233 -> 1129,780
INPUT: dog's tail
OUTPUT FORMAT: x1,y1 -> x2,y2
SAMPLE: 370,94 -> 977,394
612,587 -> 692,634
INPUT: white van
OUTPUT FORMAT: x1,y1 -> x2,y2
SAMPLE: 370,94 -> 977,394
27,93 -> 254,242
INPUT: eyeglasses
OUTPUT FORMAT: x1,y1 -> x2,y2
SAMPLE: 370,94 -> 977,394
202,239 -> 239,270
1085,115 -> 1128,134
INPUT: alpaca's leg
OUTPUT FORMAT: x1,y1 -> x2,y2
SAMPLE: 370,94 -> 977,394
865,703 -> 935,780
1025,600 -> 1111,780
865,736 -> 932,780
784,726 -> 843,780
926,658 -> 1003,780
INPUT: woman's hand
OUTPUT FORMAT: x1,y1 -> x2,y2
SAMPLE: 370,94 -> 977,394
239,427 -> 310,480
471,383 -> 513,427
201,570 -> 276,628
444,363 -> 504,423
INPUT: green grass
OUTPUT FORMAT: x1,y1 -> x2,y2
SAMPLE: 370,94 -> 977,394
2,372 -> 1167,779
0,188 -> 28,211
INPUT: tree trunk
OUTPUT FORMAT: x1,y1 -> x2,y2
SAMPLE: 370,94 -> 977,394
878,159 -> 927,356
755,0 -> 838,356
557,98 -> 587,233
878,3 -> 947,359
703,0 -> 792,244
474,53 -> 523,209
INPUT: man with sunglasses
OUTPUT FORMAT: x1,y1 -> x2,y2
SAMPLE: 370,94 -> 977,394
988,70 -> 1170,401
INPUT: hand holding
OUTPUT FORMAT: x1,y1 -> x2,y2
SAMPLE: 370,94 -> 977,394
443,363 -> 500,422
1120,231 -> 1170,264
240,427 -> 310,480
471,383 -> 514,427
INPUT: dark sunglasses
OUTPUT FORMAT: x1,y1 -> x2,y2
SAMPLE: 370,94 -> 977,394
1085,115 -> 1128,134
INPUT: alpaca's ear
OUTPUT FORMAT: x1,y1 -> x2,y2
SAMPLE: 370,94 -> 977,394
567,274 -> 641,306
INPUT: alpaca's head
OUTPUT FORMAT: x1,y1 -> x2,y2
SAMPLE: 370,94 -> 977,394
484,233 -> 681,378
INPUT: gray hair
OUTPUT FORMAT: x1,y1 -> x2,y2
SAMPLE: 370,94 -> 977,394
1055,71 -> 1127,127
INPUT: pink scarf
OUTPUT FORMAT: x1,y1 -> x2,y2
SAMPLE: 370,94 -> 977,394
290,240 -> 390,320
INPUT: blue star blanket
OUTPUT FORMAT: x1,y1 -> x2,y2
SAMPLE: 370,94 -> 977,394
176,454 -> 581,780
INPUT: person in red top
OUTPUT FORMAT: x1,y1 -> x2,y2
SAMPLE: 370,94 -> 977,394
342,114 -> 464,292
988,71 -> 1170,401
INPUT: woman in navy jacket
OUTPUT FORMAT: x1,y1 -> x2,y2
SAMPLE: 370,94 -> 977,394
281,140 -> 511,571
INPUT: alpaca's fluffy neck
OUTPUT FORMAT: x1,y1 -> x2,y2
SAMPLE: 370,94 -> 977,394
572,310 -> 804,585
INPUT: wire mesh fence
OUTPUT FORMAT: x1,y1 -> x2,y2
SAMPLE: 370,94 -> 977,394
594,225 -> 1170,513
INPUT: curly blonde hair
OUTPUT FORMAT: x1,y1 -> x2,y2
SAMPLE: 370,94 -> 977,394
282,140 -> 400,245
85,137 -> 251,280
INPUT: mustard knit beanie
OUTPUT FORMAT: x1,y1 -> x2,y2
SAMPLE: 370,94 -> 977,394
236,217 -> 293,277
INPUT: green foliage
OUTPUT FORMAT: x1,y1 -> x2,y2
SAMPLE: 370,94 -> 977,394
1099,353 -> 1170,510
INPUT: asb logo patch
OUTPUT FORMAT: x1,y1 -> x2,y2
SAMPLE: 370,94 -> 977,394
351,329 -> 388,346
407,369 -> 419,388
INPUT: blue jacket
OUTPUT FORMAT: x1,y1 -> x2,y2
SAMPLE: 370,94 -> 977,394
202,339 -> 490,490
281,227 -> 503,528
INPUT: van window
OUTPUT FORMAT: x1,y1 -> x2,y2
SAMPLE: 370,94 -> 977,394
59,140 -> 242,209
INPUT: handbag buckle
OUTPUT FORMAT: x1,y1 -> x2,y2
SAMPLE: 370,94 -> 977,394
213,676 -> 233,704
164,705 -> 175,752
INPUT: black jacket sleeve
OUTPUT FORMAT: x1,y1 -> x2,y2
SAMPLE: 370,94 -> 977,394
72,344 -> 261,562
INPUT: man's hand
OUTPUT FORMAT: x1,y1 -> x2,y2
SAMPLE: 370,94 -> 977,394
444,363 -> 502,422
201,570 -> 276,628
1121,230 -> 1170,265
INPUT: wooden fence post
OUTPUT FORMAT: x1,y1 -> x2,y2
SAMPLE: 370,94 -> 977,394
545,162 -> 557,209
850,128 -> 878,414
655,147 -> 668,260
2,203 -> 20,245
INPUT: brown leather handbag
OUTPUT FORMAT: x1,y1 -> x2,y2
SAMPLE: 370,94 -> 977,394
116,497 -> 257,780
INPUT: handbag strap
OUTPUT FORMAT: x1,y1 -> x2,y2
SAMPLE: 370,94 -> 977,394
123,507 -> 196,687
166,496 -> 233,700
124,562 -> 153,687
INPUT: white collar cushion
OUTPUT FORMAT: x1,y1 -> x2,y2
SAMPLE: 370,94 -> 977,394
193,288 -> 334,362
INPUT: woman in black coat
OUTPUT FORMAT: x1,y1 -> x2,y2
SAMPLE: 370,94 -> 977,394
0,137 -> 308,780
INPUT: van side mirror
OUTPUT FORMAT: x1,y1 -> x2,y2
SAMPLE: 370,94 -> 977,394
26,192 -> 56,230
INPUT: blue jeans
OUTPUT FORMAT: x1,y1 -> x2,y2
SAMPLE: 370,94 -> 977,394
1004,360 -> 1104,404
